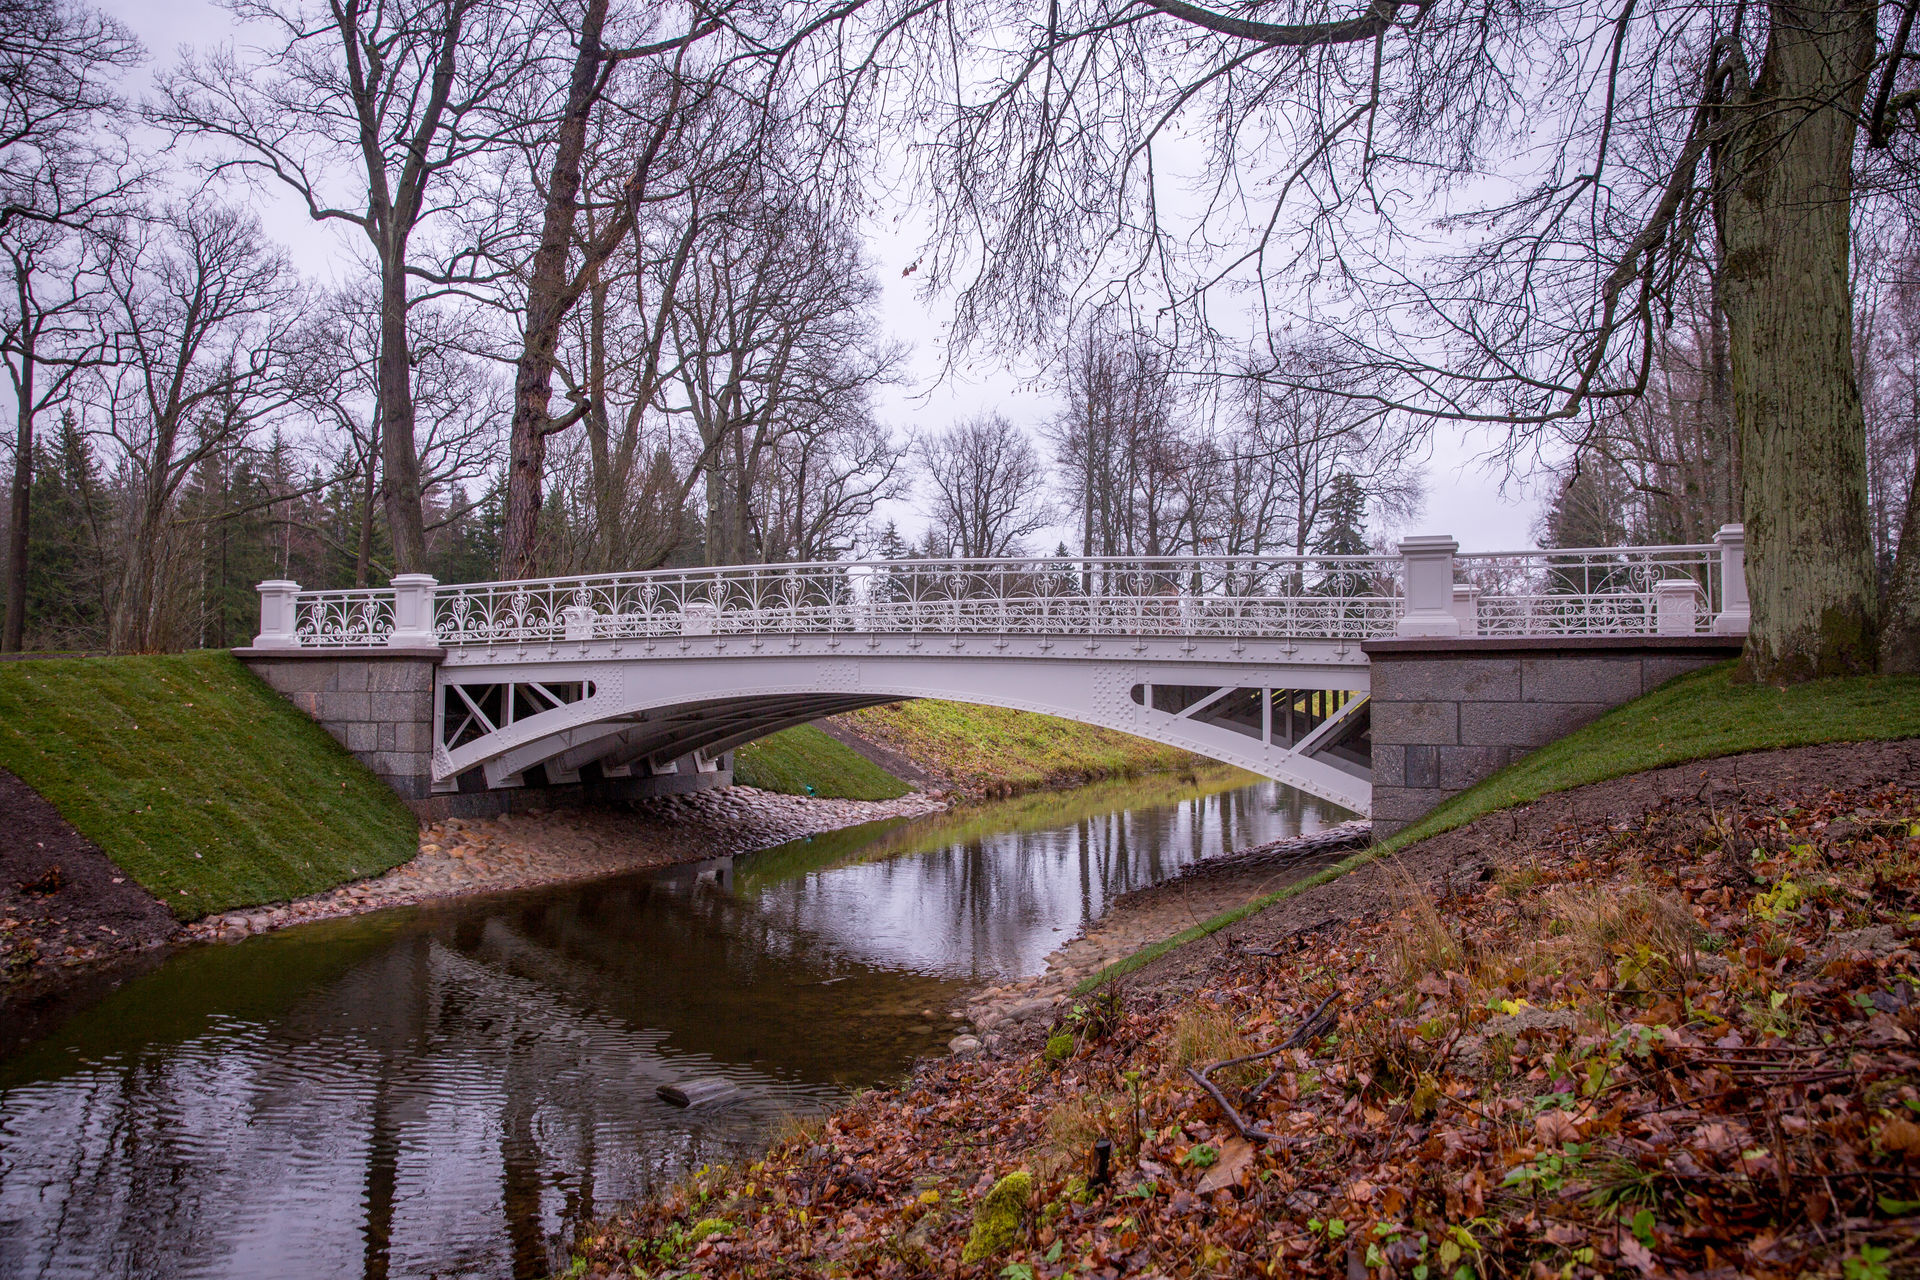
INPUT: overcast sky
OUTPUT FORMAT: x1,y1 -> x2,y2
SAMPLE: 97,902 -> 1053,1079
103,0 -> 1551,553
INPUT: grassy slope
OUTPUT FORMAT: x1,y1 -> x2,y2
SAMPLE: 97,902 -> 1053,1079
731,724 -> 912,801
0,651 -> 419,920
840,700 -> 1203,794
1075,661 -> 1920,991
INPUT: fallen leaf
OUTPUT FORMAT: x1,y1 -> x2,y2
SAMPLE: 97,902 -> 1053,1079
1195,1138 -> 1255,1194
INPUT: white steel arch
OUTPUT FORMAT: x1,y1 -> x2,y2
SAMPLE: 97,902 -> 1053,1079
252,532 -> 1754,818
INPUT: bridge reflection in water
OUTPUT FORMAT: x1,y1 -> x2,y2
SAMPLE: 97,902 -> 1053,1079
0,771 -> 1344,1280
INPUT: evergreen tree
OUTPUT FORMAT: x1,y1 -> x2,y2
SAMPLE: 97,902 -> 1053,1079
1311,473 -> 1370,596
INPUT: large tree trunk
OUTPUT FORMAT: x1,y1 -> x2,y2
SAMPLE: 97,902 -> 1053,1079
501,0 -> 614,580
377,259 -> 428,574
1715,0 -> 1880,682
5,358 -> 33,652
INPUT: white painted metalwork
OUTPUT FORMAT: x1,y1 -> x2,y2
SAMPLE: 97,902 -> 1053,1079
290,587 -> 397,648
1453,542 -> 1726,637
429,554 -> 1406,647
251,529 -> 1752,815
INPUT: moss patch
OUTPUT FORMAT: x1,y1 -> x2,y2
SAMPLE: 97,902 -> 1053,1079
1074,662 -> 1920,993
731,724 -> 911,800
0,651 -> 419,920
960,1170 -> 1032,1263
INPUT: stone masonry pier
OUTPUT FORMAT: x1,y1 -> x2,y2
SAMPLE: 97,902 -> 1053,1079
237,647 -> 731,822
1362,634 -> 1744,836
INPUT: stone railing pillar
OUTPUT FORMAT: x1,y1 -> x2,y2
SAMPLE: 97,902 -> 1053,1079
1712,524 -> 1750,636
1451,584 -> 1482,635
1397,535 -> 1462,637
1655,579 -> 1701,635
389,574 -> 441,648
253,580 -> 303,648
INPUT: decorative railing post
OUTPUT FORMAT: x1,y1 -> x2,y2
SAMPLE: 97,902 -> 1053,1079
253,580 -> 302,648
389,574 -> 441,648
1712,524 -> 1750,636
1655,579 -> 1701,635
1396,535 -> 1462,636
1451,584 -> 1483,635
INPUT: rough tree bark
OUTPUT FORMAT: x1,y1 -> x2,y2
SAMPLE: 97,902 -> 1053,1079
1715,0 -> 1881,681
501,0 -> 615,580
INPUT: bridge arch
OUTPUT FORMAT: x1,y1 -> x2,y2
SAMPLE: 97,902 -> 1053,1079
430,647 -> 1374,812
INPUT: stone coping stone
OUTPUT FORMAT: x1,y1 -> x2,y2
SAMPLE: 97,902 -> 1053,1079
231,646 -> 447,662
1362,635 -> 1745,656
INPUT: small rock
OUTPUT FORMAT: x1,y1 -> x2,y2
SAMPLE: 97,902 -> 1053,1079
948,1034 -> 982,1056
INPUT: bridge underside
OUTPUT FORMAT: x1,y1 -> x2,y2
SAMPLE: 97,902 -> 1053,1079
431,639 -> 1374,813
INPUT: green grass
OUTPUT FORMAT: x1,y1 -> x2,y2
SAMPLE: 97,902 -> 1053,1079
0,651 -> 419,920
731,724 -> 912,800
841,700 -> 1203,794
1074,661 -> 1920,993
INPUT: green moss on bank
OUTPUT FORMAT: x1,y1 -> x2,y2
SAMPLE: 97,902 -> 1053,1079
840,700 -> 1202,794
732,724 -> 911,800
1075,662 -> 1920,992
0,651 -> 418,920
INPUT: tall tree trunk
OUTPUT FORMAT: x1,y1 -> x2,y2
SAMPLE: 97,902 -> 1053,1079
502,0 -> 616,579
1715,0 -> 1879,681
378,259 -> 428,574
5,355 -> 34,652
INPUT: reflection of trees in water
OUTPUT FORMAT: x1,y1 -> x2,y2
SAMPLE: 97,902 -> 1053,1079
746,779 -> 1337,978
0,777 -> 1334,1280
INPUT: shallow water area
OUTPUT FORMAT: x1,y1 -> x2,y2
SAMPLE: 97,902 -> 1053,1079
0,770 -> 1348,1279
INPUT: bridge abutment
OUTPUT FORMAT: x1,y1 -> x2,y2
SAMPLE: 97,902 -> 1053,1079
1361,635 -> 1744,836
233,647 -> 732,822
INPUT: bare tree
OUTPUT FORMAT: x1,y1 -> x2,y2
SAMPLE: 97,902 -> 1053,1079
0,0 -> 139,227
665,190 -> 903,565
1050,325 -> 1186,557
87,206 -> 298,651
153,0 -> 541,574
1229,344 -> 1421,557
913,412 -> 1052,558
494,0 -> 723,578
826,0 -> 1920,679
0,0 -> 138,649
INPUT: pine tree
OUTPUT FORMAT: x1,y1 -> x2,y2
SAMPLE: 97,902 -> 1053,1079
1311,474 -> 1369,596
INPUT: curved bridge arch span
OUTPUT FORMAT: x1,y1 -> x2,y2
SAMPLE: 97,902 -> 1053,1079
431,641 -> 1372,812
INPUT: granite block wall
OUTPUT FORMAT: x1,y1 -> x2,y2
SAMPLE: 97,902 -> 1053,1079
1361,637 -> 1744,836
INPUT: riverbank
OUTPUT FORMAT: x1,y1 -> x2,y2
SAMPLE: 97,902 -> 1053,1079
952,820 -> 1372,1051
2,782 -> 948,983
838,700 -> 1207,797
178,785 -> 948,944
577,736 -> 1920,1279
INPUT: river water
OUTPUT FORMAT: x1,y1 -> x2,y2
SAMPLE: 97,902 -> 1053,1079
0,771 -> 1349,1279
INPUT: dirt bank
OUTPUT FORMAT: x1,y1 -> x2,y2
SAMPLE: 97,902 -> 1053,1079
581,735 -> 1920,1280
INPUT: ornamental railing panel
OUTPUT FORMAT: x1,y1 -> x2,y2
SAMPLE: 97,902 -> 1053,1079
427,555 -> 1407,648
1453,545 -> 1720,637
294,588 -> 397,648
257,532 -> 1749,650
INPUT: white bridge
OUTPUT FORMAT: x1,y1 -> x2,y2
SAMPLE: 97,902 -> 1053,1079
250,530 -> 1751,816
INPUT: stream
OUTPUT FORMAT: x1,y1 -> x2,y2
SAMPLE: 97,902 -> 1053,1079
0,770 -> 1350,1279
